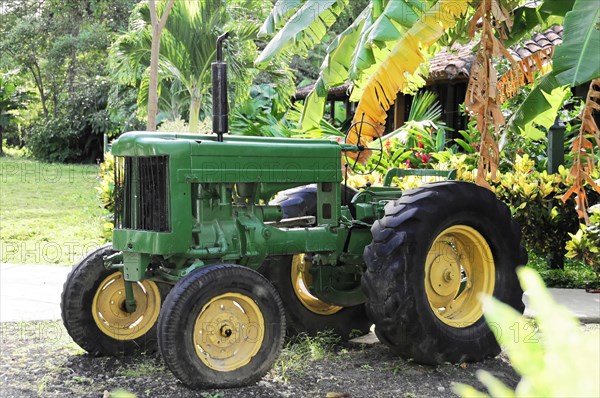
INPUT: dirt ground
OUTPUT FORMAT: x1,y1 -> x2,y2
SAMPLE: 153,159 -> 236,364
0,320 -> 538,398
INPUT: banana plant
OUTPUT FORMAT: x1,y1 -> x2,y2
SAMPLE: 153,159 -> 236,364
257,0 -> 598,141
257,0 -> 449,134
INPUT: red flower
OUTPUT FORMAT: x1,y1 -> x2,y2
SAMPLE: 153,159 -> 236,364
404,159 -> 412,167
417,141 -> 425,148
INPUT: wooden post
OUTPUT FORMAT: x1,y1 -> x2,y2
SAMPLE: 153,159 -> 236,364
393,94 -> 405,129
330,100 -> 336,124
547,116 -> 566,270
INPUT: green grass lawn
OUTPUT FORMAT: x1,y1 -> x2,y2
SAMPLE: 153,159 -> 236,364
0,157 -> 108,265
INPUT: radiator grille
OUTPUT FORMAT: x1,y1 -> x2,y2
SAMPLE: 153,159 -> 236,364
114,156 -> 170,232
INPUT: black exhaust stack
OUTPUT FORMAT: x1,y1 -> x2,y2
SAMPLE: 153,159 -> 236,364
212,32 -> 230,142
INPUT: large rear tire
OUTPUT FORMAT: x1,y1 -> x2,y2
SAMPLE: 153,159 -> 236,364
61,244 -> 168,356
157,264 -> 285,388
362,181 -> 527,364
260,254 -> 371,339
265,185 -> 372,339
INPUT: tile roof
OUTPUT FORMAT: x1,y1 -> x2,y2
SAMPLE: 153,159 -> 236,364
428,25 -> 563,82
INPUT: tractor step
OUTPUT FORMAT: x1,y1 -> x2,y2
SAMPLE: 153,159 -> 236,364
266,216 -> 316,228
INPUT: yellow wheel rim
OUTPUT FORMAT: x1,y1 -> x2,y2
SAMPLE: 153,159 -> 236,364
92,272 -> 161,340
424,225 -> 495,327
291,254 -> 343,316
193,293 -> 264,372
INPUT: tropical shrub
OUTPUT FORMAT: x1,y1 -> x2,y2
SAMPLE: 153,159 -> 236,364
348,145 -> 599,267
96,152 -> 115,240
490,156 -> 581,265
230,84 -> 295,137
528,253 -> 600,289
27,118 -> 83,163
454,267 -> 600,398
1,140 -> 31,158
27,77 -> 121,163
565,204 -> 600,275
97,152 -> 115,213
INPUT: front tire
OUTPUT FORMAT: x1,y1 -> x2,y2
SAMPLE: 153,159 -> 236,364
362,181 -> 527,364
61,244 -> 167,356
157,264 -> 285,389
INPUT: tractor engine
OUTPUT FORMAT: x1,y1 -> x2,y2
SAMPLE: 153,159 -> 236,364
109,132 -> 371,307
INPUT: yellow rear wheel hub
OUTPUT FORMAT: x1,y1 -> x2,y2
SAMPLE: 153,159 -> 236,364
424,225 -> 495,327
291,254 -> 343,316
92,272 -> 161,340
193,293 -> 264,372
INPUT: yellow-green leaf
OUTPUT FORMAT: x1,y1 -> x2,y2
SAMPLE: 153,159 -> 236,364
351,0 -> 469,142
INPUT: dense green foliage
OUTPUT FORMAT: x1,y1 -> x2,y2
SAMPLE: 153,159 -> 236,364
109,0 -> 295,132
0,0 -> 300,160
0,71 -> 33,154
528,253 -> 600,289
0,0 -> 141,162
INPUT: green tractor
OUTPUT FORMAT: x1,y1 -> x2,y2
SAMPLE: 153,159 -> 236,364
61,34 -> 526,389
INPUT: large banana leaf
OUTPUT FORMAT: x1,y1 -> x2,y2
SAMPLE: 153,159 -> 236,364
299,8 -> 370,131
349,0 -> 434,100
259,0 -> 304,35
350,0 -> 469,143
255,0 -> 348,67
507,0 -> 600,134
551,0 -> 600,87
519,84 -> 570,140
505,73 -> 563,136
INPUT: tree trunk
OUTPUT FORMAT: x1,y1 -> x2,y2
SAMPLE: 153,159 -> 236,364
147,26 -> 161,131
27,62 -> 48,118
146,0 -> 175,131
188,95 -> 201,133
39,92 -> 48,118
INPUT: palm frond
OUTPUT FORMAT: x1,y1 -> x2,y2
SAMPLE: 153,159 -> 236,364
255,0 -> 349,67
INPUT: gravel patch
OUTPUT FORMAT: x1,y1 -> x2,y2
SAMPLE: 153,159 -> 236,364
0,320 -> 538,398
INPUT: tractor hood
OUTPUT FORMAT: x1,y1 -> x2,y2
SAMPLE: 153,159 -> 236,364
111,132 -> 343,184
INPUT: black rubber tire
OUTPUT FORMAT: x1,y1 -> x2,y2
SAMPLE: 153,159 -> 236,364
260,255 -> 372,339
61,244 -> 169,356
157,264 -> 286,389
362,181 -> 527,365
266,185 -> 372,339
271,185 -> 318,219
270,184 -> 359,219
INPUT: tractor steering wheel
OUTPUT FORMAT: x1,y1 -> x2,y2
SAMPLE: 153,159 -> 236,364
343,117 -> 383,175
